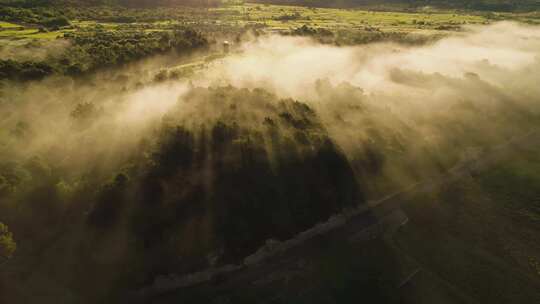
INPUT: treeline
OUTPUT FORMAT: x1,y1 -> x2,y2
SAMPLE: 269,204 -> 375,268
0,0 -> 221,26
63,27 -> 207,71
0,0 -> 222,8
249,0 -> 540,11
0,27 -> 208,81
0,6 -> 70,26
62,6 -> 215,23
0,60 -> 54,80
0,4 -> 222,25
288,24 -> 442,45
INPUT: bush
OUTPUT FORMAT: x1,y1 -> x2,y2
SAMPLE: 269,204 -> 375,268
41,16 -> 70,28
0,222 -> 16,260
0,59 -> 54,81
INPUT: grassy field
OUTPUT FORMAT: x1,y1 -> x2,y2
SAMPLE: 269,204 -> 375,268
213,3 -> 488,31
0,28 -> 63,39
0,21 -> 23,29
1,2 -> 537,44
392,141 -> 540,303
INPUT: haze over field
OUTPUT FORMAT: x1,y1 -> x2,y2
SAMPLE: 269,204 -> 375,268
3,22 -> 540,171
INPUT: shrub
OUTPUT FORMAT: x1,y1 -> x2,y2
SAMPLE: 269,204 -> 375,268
0,222 -> 16,260
41,16 -> 70,28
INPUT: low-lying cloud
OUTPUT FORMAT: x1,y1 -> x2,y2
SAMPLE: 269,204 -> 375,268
2,21 -> 540,181
201,22 -> 540,98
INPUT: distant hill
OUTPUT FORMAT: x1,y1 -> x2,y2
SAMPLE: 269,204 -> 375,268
0,0 -> 221,7
1,0 -> 537,10
116,0 -> 221,7
249,0 -> 540,12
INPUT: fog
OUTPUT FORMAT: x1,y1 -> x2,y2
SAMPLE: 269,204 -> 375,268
0,39 -> 70,61
2,21 -> 540,186
194,22 -> 540,163
203,22 -> 540,93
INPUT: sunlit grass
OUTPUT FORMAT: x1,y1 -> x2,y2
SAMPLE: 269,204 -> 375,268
210,3 -> 488,32
0,28 -> 62,39
71,20 -> 119,30
0,21 -> 23,29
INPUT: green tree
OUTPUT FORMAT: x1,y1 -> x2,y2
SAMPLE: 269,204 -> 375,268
0,222 -> 16,260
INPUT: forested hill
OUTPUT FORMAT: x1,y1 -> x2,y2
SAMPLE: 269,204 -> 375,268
2,0 -> 538,11
0,0 -> 222,7
249,0 -> 540,11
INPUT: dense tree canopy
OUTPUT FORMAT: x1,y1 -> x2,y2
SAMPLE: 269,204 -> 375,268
0,27 -> 207,81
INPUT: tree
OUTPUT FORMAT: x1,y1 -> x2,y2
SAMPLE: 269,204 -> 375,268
0,222 -> 16,260
41,16 -> 70,28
